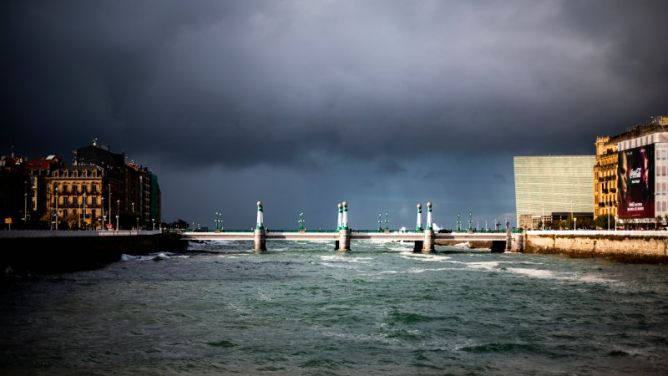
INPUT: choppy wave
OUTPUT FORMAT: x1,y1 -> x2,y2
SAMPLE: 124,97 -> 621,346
121,252 -> 178,261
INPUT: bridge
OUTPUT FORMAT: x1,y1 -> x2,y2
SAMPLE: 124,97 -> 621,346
181,201 -> 520,253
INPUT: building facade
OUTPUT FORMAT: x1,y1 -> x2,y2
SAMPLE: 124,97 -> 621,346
73,141 -> 161,229
593,137 -> 618,220
514,156 -> 595,229
0,140 -> 161,230
45,166 -> 105,229
25,155 -> 64,224
608,115 -> 668,227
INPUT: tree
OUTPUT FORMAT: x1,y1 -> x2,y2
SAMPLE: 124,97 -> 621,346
594,215 -> 613,229
579,217 -> 594,229
166,219 -> 189,230
66,212 -> 78,229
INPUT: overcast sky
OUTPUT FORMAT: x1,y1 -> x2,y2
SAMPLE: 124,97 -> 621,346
2,0 -> 667,229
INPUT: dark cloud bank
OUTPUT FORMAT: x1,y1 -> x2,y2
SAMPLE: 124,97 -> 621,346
2,0 -> 667,228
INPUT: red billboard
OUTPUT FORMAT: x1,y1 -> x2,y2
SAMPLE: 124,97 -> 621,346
618,144 -> 654,218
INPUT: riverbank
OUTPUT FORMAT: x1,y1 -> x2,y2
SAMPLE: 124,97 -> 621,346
524,230 -> 668,263
0,230 -> 187,274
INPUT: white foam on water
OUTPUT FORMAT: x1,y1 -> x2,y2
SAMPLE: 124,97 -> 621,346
506,268 -> 619,285
398,252 -> 452,262
465,261 -> 500,270
319,262 -> 354,269
206,239 -> 236,244
320,255 -> 373,264
385,244 -> 415,252
406,267 -> 452,274
316,327 -> 399,345
121,252 -> 172,262
506,267 -> 555,279
293,239 -> 331,245
187,241 -> 209,250
578,274 -> 617,284
215,254 -> 250,259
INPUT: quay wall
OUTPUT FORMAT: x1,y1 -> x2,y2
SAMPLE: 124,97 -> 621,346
524,230 -> 668,263
0,231 -> 187,273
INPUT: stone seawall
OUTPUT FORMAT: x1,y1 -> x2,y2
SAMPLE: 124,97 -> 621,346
524,231 -> 668,263
1,232 -> 187,273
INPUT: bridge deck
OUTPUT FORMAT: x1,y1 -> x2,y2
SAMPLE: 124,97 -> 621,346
182,231 -> 507,242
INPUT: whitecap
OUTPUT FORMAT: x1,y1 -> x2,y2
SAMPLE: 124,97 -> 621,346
465,261 -> 500,270
320,255 -> 373,263
506,267 -> 554,279
398,252 -> 451,262
406,267 -> 451,274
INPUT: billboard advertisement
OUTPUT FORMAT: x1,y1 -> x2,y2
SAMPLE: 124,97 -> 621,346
618,144 -> 654,218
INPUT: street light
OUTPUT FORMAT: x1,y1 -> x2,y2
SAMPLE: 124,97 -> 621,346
55,186 -> 59,231
108,183 -> 112,228
607,205 -> 610,231
77,193 -> 81,229
116,199 -> 120,230
298,211 -> 305,232
83,191 -> 87,230
215,211 -> 222,231
23,180 -> 28,222
151,218 -> 155,231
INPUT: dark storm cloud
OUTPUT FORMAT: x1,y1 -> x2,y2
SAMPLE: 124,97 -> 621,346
3,0 -> 667,167
2,0 -> 667,226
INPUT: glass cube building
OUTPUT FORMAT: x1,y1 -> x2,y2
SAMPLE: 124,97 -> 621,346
514,156 -> 595,229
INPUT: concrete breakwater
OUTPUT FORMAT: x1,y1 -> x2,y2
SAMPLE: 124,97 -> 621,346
523,230 -> 668,263
0,230 -> 187,273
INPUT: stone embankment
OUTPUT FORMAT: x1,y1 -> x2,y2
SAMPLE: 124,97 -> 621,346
523,230 -> 668,263
0,230 -> 187,273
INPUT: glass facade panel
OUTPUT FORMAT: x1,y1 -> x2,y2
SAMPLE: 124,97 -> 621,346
514,156 -> 595,228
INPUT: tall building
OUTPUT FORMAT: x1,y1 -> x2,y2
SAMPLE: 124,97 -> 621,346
45,165 -> 105,229
607,115 -> 668,227
74,140 -> 161,229
514,156 -> 595,229
25,155 -> 64,224
593,137 -> 618,220
0,141 -> 161,229
0,154 -> 27,225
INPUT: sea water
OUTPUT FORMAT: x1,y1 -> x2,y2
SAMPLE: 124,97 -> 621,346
1,241 -> 667,375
